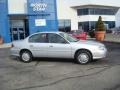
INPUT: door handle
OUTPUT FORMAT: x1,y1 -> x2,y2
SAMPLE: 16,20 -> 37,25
30,45 -> 34,47
49,45 -> 53,47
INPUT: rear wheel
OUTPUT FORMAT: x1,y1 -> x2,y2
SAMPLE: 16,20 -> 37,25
75,50 -> 92,64
20,50 -> 33,63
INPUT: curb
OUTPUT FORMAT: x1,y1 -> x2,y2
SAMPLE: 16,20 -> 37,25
87,38 -> 120,44
103,41 -> 120,44
0,43 -> 11,49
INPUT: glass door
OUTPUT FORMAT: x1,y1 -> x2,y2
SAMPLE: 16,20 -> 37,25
12,28 -> 19,40
10,20 -> 27,41
11,27 -> 26,41
19,27 -> 26,40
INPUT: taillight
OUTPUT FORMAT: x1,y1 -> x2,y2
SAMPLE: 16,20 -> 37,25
11,44 -> 14,47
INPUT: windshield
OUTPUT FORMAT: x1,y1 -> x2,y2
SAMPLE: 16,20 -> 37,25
60,33 -> 79,42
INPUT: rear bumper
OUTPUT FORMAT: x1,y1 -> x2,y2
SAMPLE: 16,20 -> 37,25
10,48 -> 20,57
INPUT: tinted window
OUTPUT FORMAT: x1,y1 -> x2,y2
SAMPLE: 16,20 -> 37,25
78,21 -> 115,32
77,8 -> 117,16
29,33 -> 47,43
78,22 -> 89,32
58,19 -> 71,32
48,33 -> 67,43
77,8 -> 89,15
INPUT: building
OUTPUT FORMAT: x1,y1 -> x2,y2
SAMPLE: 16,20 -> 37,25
0,0 -> 58,43
0,0 -> 120,43
57,0 -> 120,32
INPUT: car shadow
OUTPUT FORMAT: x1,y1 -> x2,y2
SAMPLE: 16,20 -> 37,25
10,56 -> 75,64
33,58 -> 74,63
10,56 -> 109,65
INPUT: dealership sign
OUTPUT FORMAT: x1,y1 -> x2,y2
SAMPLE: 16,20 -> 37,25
30,3 -> 47,12
35,19 -> 46,26
28,0 -> 58,33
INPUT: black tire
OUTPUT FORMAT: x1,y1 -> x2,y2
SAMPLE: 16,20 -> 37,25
75,50 -> 92,64
20,50 -> 33,63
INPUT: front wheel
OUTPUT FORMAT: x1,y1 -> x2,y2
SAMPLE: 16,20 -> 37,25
20,50 -> 33,63
75,50 -> 92,64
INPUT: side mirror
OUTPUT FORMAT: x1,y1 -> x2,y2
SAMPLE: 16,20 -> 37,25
61,40 -> 69,44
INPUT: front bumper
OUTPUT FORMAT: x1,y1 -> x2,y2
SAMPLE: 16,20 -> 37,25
93,48 -> 107,59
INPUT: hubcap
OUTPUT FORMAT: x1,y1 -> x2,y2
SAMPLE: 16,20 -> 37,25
78,53 -> 89,64
22,52 -> 30,62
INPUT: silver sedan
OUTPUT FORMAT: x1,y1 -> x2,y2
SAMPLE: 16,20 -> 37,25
10,32 -> 107,64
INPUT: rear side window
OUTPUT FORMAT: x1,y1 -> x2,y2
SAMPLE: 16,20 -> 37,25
29,33 -> 47,43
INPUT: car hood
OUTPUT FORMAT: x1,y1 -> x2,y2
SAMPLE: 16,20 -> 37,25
74,40 -> 104,46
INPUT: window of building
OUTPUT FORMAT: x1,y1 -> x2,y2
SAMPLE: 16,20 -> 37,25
78,21 -> 115,32
77,8 -> 117,16
78,22 -> 89,32
58,20 -> 71,32
77,8 -> 89,15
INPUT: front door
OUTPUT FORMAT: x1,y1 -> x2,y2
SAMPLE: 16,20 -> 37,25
10,20 -> 28,41
10,27 -> 26,41
47,33 -> 72,58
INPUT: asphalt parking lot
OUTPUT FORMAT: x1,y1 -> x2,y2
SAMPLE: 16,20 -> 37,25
0,42 -> 120,90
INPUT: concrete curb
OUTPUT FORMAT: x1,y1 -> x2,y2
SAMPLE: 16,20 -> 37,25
0,43 -> 11,49
103,41 -> 120,44
87,38 -> 120,44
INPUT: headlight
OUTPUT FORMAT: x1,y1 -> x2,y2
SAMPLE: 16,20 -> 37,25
98,46 -> 105,50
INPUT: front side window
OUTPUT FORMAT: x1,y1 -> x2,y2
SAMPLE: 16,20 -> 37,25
48,33 -> 67,43
60,33 -> 79,42
29,33 -> 47,43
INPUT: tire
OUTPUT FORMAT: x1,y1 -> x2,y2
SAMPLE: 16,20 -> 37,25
20,50 -> 33,63
75,50 -> 92,64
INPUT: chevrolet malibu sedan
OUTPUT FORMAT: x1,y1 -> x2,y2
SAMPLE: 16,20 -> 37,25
11,32 -> 107,64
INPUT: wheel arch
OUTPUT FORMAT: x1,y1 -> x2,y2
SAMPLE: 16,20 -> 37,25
20,49 -> 33,56
74,49 -> 93,59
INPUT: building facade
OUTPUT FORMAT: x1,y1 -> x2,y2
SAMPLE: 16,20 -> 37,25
0,0 -> 58,43
0,0 -> 120,43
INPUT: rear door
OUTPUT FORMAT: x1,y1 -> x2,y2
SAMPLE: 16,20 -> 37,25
28,33 -> 48,57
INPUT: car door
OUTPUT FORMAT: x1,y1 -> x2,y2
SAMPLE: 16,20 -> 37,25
47,33 -> 72,58
28,33 -> 48,57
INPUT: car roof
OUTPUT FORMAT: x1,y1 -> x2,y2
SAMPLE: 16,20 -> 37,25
32,31 -> 64,35
25,31 -> 66,40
